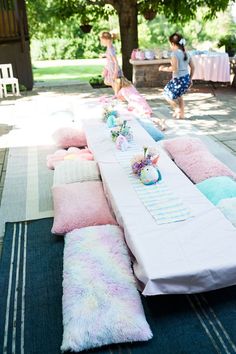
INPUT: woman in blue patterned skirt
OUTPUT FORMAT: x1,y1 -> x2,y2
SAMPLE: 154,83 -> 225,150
159,33 -> 195,119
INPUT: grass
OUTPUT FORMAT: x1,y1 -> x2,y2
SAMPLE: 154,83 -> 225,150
33,59 -> 105,84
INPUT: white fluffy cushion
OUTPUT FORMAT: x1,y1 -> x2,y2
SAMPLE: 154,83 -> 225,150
53,160 -> 100,186
61,225 -> 153,352
217,197 -> 236,227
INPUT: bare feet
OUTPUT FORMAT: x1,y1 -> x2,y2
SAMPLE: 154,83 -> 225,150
152,117 -> 167,131
172,109 -> 180,119
172,109 -> 184,119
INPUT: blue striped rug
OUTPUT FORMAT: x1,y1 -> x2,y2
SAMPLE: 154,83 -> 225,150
0,218 -> 236,354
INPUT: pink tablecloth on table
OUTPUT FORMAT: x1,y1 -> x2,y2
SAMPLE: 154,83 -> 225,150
191,53 -> 230,82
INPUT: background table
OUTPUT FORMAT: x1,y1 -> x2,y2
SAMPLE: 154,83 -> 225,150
191,53 -> 230,82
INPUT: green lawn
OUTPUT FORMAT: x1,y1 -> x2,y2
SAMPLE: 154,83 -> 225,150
33,60 -> 104,84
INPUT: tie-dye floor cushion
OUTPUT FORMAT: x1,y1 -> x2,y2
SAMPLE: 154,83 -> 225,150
61,225 -> 153,352
217,197 -> 236,227
53,160 -> 100,186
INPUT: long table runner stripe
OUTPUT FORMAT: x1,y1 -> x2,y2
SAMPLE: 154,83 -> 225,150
114,141 -> 192,224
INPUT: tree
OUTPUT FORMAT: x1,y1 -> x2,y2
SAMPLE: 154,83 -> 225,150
27,0 -> 234,80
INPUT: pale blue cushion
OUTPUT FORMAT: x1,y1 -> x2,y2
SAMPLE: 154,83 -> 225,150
196,176 -> 236,205
137,118 -> 164,142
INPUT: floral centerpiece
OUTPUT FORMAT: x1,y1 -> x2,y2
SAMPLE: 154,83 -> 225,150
111,120 -> 133,142
102,105 -> 118,122
131,146 -> 159,176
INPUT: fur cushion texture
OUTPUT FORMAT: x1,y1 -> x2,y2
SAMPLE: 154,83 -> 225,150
61,225 -> 153,352
163,137 -> 235,183
136,117 -> 164,142
163,137 -> 207,159
196,176 -> 236,205
174,151 -> 235,184
217,197 -> 236,227
52,126 -> 87,148
53,159 -> 100,186
51,181 -> 117,235
46,147 -> 94,170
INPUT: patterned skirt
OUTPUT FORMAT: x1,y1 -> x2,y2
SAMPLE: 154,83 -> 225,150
163,74 -> 191,100
103,66 -> 123,87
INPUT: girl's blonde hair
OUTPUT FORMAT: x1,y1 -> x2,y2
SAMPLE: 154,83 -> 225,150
100,31 -> 119,41
115,76 -> 132,91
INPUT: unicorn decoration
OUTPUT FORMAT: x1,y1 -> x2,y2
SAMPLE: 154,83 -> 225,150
116,134 -> 129,151
140,165 -> 160,185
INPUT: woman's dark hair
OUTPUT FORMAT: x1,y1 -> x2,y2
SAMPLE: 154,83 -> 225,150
169,32 -> 187,61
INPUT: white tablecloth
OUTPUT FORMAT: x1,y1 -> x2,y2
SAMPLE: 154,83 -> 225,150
191,53 -> 230,82
83,118 -> 236,295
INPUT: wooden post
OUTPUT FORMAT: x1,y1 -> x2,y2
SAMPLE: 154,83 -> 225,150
0,0 -> 33,90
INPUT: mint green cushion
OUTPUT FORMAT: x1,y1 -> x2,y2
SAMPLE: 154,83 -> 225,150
196,176 -> 236,205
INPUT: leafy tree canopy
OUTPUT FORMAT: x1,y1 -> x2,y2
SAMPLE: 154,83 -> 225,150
32,0 -> 233,23
27,0 -> 235,28
26,0 -> 235,78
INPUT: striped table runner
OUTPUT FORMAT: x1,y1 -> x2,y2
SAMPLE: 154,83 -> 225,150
114,142 -> 192,224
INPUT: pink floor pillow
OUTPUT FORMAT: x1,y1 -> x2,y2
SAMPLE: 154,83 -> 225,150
52,126 -> 87,148
46,147 -> 94,170
51,181 -> 117,235
61,225 -> 153,352
163,137 -> 207,159
174,150 -> 235,184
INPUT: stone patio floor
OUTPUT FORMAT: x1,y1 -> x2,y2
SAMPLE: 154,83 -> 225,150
0,81 -> 235,251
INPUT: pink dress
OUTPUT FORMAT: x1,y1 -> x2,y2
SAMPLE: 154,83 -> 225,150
117,85 -> 153,117
103,45 -> 122,86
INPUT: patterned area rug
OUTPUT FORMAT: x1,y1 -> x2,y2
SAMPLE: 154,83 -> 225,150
1,218 -> 236,354
0,146 -> 55,239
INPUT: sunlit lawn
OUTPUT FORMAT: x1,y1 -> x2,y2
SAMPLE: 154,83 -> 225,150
33,59 -> 105,84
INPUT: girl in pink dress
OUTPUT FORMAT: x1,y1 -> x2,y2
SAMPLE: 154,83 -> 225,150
115,77 -> 153,117
100,32 -> 123,94
115,77 -> 166,130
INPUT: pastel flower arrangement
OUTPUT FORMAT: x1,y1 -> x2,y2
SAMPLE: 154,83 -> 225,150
111,120 -> 133,142
131,146 -> 159,176
102,106 -> 118,122
102,104 -> 124,128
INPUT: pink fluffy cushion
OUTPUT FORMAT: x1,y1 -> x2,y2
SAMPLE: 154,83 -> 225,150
51,181 -> 117,234
46,147 -> 94,170
52,127 -> 87,148
174,151 -> 236,183
163,137 -> 207,159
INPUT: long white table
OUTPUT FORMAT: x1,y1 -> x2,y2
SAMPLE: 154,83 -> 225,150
83,118 -> 236,295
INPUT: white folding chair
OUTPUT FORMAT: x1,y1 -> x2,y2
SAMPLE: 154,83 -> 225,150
0,83 -> 3,99
0,64 -> 20,97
